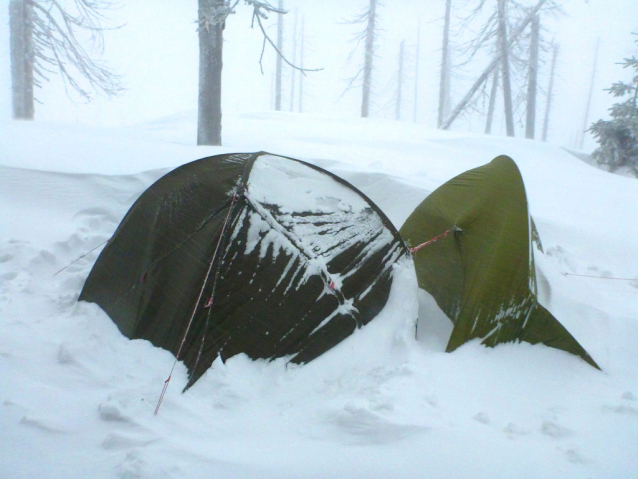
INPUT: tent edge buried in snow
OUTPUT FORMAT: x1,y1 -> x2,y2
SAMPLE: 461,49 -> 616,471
79,152 -> 411,390
400,155 -> 599,369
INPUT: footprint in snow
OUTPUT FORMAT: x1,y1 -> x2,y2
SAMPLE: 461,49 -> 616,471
473,412 -> 490,424
73,207 -> 119,239
1,271 -> 18,281
19,415 -> 69,434
503,422 -> 530,438
327,403 -> 426,445
602,404 -> 638,416
0,241 -> 28,289
29,249 -> 57,269
601,392 -> 638,416
540,420 -> 573,438
99,403 -> 141,427
102,432 -> 157,451
564,448 -> 589,464
116,450 -> 145,479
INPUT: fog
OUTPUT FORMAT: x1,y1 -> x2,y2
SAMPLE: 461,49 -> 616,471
1,0 -> 637,152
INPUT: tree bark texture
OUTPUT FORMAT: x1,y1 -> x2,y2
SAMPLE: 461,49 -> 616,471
361,0 -> 377,118
437,0 -> 452,128
10,0 -> 34,120
498,0 -> 515,137
275,0 -> 283,111
542,43 -> 558,142
197,0 -> 225,146
525,14 -> 540,139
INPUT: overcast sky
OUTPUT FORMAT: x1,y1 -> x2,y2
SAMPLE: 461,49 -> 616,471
1,0 -> 637,151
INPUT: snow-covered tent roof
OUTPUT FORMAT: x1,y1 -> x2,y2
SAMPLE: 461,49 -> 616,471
400,155 -> 598,368
80,152 -> 409,389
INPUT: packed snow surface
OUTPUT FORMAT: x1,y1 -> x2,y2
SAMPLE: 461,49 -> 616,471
1,112 -> 638,478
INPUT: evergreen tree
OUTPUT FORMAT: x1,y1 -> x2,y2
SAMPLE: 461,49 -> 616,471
590,35 -> 638,176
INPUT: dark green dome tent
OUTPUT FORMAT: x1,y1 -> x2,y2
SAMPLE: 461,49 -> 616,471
80,152 -> 409,390
400,155 -> 598,368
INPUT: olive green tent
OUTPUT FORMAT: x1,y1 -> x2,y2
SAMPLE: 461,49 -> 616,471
400,155 -> 598,368
80,152 -> 409,390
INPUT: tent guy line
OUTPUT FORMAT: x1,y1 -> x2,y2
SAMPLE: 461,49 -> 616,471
155,187 -> 240,416
409,227 -> 461,254
52,238 -> 110,277
80,152 -> 408,394
560,272 -> 638,281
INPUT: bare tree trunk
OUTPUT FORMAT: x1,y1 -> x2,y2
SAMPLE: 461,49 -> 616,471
197,0 -> 225,146
395,40 -> 405,121
275,0 -> 284,111
10,0 -> 34,120
498,0 -> 515,137
525,14 -> 540,139
438,0 -> 452,128
485,65 -> 500,134
299,16 -> 304,113
289,8 -> 297,112
361,0 -> 377,118
271,72 -> 274,110
413,20 -> 420,123
441,0 -> 546,130
579,38 -> 599,149
542,42 -> 558,142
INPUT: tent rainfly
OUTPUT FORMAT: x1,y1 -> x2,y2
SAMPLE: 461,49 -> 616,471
80,152 -> 409,390
400,155 -> 599,368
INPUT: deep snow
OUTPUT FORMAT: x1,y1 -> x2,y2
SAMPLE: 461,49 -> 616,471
1,112 -> 638,478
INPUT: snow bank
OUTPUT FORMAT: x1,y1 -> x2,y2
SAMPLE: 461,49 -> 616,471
2,113 -> 637,478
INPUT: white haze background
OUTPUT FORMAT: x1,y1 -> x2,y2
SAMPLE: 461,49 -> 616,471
0,0 -> 637,149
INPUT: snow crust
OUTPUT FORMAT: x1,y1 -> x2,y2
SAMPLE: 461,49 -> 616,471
2,112 -> 638,478
248,154 -> 370,214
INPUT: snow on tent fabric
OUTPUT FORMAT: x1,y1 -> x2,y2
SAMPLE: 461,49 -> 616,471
79,152 -> 410,390
400,155 -> 599,368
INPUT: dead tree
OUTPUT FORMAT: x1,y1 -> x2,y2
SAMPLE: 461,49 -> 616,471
438,0 -> 452,128
197,0 -> 321,146
485,65 -> 500,134
498,0 -> 515,136
361,0 -> 378,118
395,39 -> 405,120
299,15 -> 305,113
10,0 -> 33,119
341,0 -> 379,118
541,42 -> 558,142
579,38 -> 600,149
289,8 -> 298,112
441,0 -> 547,130
9,0 -> 122,120
525,13 -> 540,139
413,20 -> 420,123
275,0 -> 284,111
198,0 -> 227,145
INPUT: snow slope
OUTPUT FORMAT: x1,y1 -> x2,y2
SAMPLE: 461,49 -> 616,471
1,112 -> 638,478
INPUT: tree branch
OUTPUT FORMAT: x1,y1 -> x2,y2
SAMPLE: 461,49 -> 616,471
249,2 -> 322,74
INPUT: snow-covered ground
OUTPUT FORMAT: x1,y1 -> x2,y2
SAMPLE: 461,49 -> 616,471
1,112 -> 638,478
